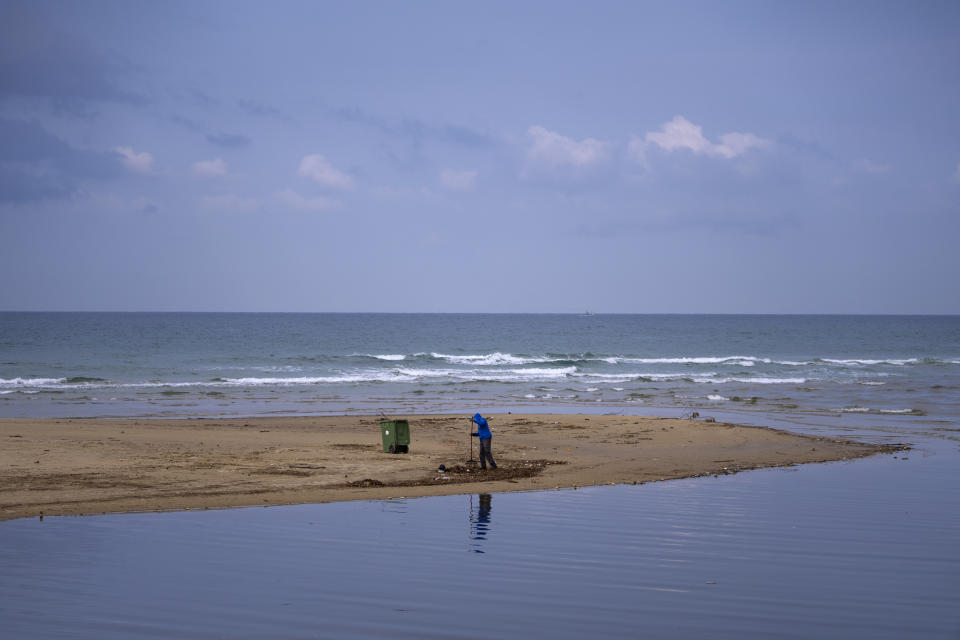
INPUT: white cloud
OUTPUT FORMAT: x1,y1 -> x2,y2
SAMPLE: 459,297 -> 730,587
113,146 -> 154,173
635,116 -> 769,161
713,131 -> 769,159
200,194 -> 259,212
526,126 -> 610,170
193,157 -> 227,178
275,188 -> 336,212
440,169 -> 478,191
297,154 -> 354,190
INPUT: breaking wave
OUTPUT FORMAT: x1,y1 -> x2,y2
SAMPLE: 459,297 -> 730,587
349,352 -> 960,368
0,377 -> 68,387
841,407 -> 925,416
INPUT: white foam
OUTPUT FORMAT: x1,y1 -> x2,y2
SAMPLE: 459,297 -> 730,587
707,394 -> 728,401
224,375 -> 379,385
707,377 -> 807,385
432,352 -> 538,366
856,381 -> 886,386
122,373 -> 420,388
617,356 -> 771,366
575,372 -> 802,384
878,409 -> 918,414
0,377 -> 67,387
509,367 -> 576,376
841,407 -> 871,413
369,354 -> 406,361
468,367 -> 577,382
574,372 -> 710,382
822,358 -> 919,366
395,368 -> 458,378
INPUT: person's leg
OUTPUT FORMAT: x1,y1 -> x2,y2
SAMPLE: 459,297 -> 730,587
479,438 -> 488,469
485,437 -> 497,469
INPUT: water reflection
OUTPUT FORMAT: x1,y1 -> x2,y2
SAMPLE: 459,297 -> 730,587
469,493 -> 492,553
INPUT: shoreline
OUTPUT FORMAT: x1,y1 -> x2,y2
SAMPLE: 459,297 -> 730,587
0,413 -> 898,521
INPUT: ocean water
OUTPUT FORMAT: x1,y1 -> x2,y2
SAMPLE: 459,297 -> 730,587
2,312 -> 958,420
1,313 -> 959,638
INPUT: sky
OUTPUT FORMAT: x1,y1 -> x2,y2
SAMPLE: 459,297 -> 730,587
1,0 -> 958,313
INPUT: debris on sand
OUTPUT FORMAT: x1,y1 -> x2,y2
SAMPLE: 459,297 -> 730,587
347,478 -> 385,488
398,460 -> 563,487
340,460 -> 563,490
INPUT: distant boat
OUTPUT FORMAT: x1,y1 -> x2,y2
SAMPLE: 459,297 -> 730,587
583,311 -> 595,316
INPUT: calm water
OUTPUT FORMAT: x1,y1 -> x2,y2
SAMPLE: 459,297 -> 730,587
1,424 -> 957,639
1,314 -> 959,637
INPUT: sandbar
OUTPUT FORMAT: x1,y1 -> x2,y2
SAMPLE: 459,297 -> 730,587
0,414 -> 895,521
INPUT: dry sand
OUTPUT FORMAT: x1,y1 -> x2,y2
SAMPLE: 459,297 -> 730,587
0,414 -> 894,521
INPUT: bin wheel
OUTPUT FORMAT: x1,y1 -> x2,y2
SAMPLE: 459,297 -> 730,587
388,444 -> 396,454
401,445 -> 409,453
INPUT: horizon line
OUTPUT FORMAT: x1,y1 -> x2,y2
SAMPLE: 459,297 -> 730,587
1,310 -> 958,317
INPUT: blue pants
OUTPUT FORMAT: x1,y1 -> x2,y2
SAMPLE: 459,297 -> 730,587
479,437 -> 497,469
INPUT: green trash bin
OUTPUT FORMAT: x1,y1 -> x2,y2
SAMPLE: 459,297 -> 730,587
380,419 -> 410,453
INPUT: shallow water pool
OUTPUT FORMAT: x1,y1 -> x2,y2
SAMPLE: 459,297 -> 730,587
2,436 -> 958,639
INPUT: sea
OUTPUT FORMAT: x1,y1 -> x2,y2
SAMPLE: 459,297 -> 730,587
1,313 -> 958,638
2,312 -> 958,421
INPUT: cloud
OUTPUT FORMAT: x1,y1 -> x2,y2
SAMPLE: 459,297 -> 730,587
0,164 -> 75,204
635,116 -> 769,161
526,125 -> 610,170
0,6 -> 143,109
330,105 -> 496,149
275,188 -> 337,212
0,118 -> 124,203
237,98 -> 287,121
200,194 -> 259,213
297,154 -> 354,190
953,163 -> 960,184
192,157 -> 227,178
188,88 -> 219,109
207,132 -> 251,148
440,169 -> 478,191
114,146 -> 154,174
132,196 -> 158,214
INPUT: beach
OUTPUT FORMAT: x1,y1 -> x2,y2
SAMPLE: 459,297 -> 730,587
0,413 -> 891,521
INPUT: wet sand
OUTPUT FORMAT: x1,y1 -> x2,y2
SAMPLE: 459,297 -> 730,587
0,414 -> 894,521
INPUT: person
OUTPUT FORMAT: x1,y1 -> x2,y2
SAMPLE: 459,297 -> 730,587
470,412 -> 497,470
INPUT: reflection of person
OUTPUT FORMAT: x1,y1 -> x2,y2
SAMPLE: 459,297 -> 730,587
470,412 -> 497,470
470,493 -> 493,553
477,493 -> 491,524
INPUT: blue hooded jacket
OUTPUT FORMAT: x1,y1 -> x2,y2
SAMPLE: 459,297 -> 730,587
471,413 -> 492,440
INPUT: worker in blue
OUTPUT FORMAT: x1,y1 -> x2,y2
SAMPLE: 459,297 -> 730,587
470,412 -> 498,470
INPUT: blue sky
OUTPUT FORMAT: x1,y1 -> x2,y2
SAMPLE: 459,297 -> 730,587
1,0 -> 958,313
